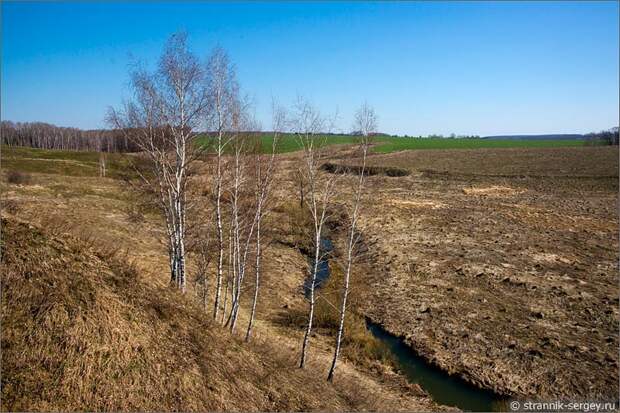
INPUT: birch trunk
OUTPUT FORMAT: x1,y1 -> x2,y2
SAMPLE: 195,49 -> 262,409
300,228 -> 322,368
327,221 -> 356,381
327,157 -> 367,380
245,218 -> 260,342
213,135 -> 224,319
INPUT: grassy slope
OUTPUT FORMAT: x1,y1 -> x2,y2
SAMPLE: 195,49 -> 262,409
0,217 -> 369,411
1,146 -> 139,178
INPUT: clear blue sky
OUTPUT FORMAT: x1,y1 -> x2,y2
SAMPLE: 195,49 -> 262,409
2,1 -> 618,136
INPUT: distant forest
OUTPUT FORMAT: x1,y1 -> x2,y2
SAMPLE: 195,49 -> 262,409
0,121 -> 140,152
485,128 -> 619,145
483,134 -> 585,140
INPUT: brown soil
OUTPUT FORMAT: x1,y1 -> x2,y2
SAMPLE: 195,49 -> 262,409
335,146 -> 619,399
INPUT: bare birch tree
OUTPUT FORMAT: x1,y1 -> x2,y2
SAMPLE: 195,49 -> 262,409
107,32 -> 207,292
226,111 -> 261,334
205,46 -> 240,320
293,97 -> 339,368
245,103 -> 284,342
225,132 -> 249,332
99,152 -> 107,177
327,102 -> 377,381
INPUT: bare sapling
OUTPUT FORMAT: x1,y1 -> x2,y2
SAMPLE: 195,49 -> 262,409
205,46 -> 240,320
99,152 -> 107,177
294,97 -> 339,368
245,103 -> 284,342
225,132 -> 247,331
221,223 -> 234,324
327,102 -> 377,381
226,111 -> 261,334
107,32 -> 208,292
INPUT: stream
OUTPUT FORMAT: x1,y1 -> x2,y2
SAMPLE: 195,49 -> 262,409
365,320 -> 506,412
306,237 -> 506,412
303,238 -> 334,298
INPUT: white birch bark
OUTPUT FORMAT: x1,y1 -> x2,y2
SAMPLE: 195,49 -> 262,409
107,32 -> 208,292
205,47 -> 238,319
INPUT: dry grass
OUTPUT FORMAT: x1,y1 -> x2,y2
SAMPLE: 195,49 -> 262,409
271,199 -> 395,370
1,199 -> 20,214
0,216 -> 440,412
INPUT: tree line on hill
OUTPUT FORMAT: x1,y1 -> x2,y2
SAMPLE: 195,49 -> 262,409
585,127 -> 619,145
356,132 -> 482,139
0,121 -> 143,152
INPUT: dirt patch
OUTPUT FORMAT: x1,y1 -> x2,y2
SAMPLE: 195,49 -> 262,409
321,162 -> 410,177
368,146 -> 619,177
463,186 -> 526,196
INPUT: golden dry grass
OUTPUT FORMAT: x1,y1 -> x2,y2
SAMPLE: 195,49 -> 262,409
0,216 -> 443,412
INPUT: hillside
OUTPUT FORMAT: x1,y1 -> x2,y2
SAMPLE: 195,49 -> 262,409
0,216 -> 445,411
0,146 -> 446,412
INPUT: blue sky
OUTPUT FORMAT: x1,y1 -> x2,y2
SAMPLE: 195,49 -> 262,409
2,1 -> 618,136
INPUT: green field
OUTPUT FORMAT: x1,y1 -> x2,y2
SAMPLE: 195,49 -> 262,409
197,134 -> 585,154
195,133 -> 363,154
1,146 -> 140,178
371,137 -> 585,153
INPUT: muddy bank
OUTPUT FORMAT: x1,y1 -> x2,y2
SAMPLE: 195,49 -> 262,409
366,319 -> 508,411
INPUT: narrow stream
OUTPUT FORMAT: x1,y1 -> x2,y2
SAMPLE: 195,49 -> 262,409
366,320 -> 506,412
305,237 -> 507,412
303,238 -> 333,298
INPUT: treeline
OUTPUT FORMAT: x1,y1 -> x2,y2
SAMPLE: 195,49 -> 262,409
585,127 -> 619,146
389,133 -> 482,139
0,121 -> 141,152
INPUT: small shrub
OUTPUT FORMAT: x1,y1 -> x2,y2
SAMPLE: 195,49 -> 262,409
6,170 -> 32,185
320,162 -> 409,177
